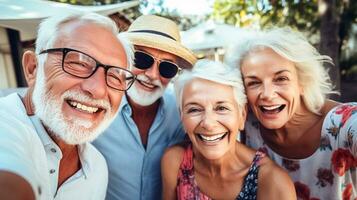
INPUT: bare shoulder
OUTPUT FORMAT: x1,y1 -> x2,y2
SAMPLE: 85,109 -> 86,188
321,99 -> 341,115
161,145 -> 185,167
161,144 -> 186,182
161,145 -> 186,200
258,157 -> 297,200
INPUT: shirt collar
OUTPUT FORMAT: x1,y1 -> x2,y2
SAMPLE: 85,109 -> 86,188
77,143 -> 90,178
30,115 -> 56,147
29,115 -> 90,178
121,93 -> 166,117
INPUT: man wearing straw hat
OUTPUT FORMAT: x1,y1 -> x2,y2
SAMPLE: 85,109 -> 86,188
93,15 -> 196,200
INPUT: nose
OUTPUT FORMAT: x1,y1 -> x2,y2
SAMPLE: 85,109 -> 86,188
260,82 -> 276,100
144,61 -> 160,80
80,67 -> 108,99
200,111 -> 218,131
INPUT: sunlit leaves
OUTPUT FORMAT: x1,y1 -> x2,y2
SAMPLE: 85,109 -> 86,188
212,0 -> 320,33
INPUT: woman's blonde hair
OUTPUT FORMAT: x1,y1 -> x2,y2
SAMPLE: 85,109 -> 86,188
225,27 -> 337,115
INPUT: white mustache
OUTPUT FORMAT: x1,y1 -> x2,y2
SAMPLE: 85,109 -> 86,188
61,90 -> 111,111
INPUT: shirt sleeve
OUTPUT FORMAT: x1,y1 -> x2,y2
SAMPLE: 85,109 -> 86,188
329,103 -> 357,156
348,115 -> 357,157
339,103 -> 357,156
0,111 -> 39,197
97,155 -> 108,200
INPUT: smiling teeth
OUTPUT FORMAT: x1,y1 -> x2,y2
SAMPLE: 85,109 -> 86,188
69,101 -> 99,113
139,80 -> 155,89
200,133 -> 226,142
262,105 -> 281,110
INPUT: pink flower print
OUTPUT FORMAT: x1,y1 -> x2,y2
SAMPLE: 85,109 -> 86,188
335,104 -> 357,128
331,148 -> 356,176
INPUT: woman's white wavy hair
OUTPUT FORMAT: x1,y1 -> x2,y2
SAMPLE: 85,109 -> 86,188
225,27 -> 337,115
174,59 -> 247,114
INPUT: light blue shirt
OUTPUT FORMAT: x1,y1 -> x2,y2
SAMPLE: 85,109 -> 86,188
93,89 -> 185,200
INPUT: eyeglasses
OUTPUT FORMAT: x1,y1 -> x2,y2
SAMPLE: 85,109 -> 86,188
134,50 -> 182,79
39,48 -> 136,91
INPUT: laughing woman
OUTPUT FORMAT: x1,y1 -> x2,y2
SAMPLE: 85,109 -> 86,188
161,59 -> 296,200
225,27 -> 357,200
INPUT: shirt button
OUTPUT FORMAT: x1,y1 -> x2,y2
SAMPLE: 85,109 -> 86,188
50,148 -> 56,153
49,169 -> 56,174
38,186 -> 42,195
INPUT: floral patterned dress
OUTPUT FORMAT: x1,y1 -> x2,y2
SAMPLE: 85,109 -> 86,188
176,143 -> 265,200
245,103 -> 357,200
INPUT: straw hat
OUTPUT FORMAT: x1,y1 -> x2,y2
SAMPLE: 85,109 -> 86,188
123,15 -> 197,68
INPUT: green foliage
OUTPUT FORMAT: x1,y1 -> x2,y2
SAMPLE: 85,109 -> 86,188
212,0 -> 357,79
212,0 -> 319,33
212,0 -> 259,27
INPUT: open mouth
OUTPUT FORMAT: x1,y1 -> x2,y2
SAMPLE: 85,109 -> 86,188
197,132 -> 228,143
259,104 -> 286,114
66,100 -> 103,114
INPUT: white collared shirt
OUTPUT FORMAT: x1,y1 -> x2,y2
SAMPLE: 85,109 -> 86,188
0,93 -> 108,200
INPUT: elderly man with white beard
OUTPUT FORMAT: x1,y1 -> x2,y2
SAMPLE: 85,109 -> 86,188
0,12 -> 135,200
93,15 -> 197,200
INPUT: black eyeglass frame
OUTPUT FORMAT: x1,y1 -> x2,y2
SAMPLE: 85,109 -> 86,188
134,50 -> 182,79
39,47 -> 136,91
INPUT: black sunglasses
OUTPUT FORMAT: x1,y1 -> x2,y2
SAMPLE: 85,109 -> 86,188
134,50 -> 181,79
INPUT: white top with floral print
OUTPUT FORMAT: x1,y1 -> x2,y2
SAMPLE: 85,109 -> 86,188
245,103 -> 357,200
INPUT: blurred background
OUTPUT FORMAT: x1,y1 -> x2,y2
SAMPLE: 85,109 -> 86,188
0,0 -> 356,102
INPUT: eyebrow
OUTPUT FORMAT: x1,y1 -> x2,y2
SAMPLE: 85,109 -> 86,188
183,102 -> 199,108
244,69 -> 291,79
216,101 -> 230,104
183,101 -> 231,108
275,69 -> 291,75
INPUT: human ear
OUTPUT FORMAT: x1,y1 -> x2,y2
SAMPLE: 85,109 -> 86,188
299,84 -> 304,95
22,51 -> 38,88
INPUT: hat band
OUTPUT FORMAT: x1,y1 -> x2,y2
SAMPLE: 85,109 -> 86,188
130,30 -> 176,41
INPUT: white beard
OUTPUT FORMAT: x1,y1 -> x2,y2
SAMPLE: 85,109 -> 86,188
32,66 -> 117,145
126,74 -> 166,106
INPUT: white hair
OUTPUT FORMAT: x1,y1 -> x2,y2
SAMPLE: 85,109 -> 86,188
225,27 -> 337,115
174,59 -> 247,113
35,12 -> 134,70
118,33 -> 135,68
35,12 -> 118,54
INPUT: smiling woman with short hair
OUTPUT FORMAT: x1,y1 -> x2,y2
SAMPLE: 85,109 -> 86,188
161,59 -> 296,200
